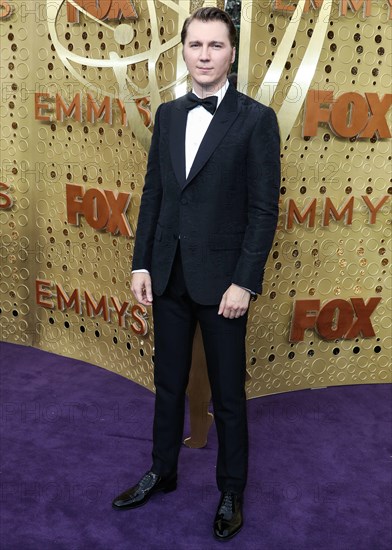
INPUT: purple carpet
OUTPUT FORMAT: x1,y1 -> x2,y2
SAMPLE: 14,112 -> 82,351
0,341 -> 391,549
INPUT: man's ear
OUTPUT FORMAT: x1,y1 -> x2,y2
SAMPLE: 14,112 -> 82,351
231,47 -> 236,64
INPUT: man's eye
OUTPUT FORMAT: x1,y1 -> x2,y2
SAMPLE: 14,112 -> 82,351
212,44 -> 222,48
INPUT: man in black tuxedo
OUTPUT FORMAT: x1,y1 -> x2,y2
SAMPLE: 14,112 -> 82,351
113,7 -> 280,541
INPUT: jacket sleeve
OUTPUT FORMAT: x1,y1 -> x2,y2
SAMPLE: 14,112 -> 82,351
131,104 -> 164,272
232,106 -> 281,294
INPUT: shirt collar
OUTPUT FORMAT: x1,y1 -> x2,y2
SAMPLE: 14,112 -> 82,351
191,80 -> 229,111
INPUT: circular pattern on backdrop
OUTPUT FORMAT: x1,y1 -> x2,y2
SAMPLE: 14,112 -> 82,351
0,0 -> 390,395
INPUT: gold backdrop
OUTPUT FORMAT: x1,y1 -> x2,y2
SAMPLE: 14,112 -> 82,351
0,0 -> 391,397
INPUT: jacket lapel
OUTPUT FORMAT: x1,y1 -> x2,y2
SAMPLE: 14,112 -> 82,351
184,85 -> 240,189
169,96 -> 188,187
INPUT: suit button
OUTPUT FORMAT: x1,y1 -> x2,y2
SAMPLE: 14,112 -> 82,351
180,198 -> 187,205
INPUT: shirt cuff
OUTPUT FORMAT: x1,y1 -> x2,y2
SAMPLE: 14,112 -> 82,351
132,269 -> 150,274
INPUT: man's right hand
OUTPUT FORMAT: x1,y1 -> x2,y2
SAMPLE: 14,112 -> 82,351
131,272 -> 153,306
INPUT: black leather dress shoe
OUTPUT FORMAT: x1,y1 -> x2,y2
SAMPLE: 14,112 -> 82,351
112,470 -> 177,510
213,491 -> 243,541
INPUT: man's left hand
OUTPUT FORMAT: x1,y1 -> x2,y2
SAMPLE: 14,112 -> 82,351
218,284 -> 251,319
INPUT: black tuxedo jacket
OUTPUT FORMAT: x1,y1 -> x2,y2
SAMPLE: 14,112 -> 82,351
132,84 -> 281,305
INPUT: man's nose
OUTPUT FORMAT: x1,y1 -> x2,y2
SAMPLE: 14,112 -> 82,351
199,45 -> 210,60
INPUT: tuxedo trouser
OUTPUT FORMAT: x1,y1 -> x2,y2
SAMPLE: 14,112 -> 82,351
151,246 -> 248,494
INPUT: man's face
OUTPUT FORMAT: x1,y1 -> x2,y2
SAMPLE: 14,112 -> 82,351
183,19 -> 235,96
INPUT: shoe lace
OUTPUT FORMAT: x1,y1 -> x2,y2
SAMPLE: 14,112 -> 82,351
139,472 -> 156,490
219,492 -> 234,514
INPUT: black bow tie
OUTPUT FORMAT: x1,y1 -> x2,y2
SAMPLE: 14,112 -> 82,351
184,92 -> 218,115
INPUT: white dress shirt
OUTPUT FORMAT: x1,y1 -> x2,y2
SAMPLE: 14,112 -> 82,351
185,80 -> 229,177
